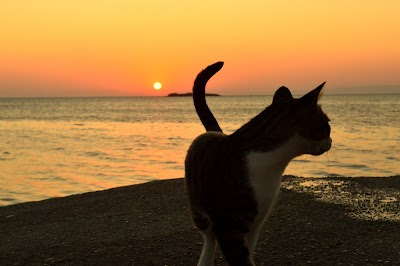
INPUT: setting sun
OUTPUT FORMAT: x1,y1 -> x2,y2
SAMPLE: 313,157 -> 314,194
153,82 -> 162,90
0,1 -> 399,97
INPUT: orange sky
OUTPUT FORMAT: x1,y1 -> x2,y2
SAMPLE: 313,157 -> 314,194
1,1 -> 399,97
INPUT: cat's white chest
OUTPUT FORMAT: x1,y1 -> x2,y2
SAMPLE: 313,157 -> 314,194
246,150 -> 290,218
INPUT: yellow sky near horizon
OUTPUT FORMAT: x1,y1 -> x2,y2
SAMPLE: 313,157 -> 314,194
1,1 -> 399,97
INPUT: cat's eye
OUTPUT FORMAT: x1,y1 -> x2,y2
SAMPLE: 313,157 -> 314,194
310,124 -> 330,140
319,124 -> 331,137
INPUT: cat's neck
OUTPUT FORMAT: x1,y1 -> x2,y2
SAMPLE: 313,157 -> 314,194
246,134 -> 305,174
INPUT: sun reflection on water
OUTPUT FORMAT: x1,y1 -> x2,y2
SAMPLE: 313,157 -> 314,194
0,95 -> 398,205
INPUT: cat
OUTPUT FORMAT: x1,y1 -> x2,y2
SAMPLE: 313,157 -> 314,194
185,61 -> 331,266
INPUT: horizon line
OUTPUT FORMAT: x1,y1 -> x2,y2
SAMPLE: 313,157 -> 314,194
1,92 -> 400,99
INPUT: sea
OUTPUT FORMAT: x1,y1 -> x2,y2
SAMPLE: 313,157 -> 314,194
0,94 -> 399,206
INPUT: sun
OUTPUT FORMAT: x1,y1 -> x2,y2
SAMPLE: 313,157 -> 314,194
153,82 -> 162,90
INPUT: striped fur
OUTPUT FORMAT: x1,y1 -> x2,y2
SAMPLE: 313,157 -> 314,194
185,62 -> 331,265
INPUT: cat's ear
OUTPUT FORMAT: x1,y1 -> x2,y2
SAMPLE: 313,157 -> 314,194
273,86 -> 293,103
300,82 -> 325,104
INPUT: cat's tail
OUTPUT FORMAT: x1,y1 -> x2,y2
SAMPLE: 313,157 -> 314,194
193,61 -> 224,132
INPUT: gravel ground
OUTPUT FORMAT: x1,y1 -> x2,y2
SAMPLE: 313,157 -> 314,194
1,176 -> 399,265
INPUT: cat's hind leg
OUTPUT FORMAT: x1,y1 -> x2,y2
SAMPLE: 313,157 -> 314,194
198,230 -> 217,266
215,228 -> 254,266
246,222 -> 263,260
192,210 -> 217,266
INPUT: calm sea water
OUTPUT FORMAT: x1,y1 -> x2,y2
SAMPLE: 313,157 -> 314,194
0,95 -> 399,205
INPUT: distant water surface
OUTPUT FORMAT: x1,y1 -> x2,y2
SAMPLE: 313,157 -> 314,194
0,95 -> 399,205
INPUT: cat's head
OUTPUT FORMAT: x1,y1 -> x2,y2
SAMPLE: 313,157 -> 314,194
272,83 -> 332,156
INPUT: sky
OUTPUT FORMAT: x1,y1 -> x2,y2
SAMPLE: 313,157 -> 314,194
1,1 -> 399,97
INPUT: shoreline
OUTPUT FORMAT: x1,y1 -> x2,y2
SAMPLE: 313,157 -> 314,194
2,175 -> 398,208
1,175 -> 399,265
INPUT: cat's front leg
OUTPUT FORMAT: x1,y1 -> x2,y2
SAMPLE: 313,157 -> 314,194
198,231 -> 217,266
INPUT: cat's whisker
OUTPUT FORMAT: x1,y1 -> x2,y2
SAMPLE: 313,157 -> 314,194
324,150 -> 333,162
300,154 -> 309,177
319,149 -> 340,176
329,149 -> 340,163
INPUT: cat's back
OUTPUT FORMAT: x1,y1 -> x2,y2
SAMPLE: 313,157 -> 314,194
185,131 -> 227,169
187,131 -> 226,152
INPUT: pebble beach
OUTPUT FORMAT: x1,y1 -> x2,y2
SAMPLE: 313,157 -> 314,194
1,175 -> 399,265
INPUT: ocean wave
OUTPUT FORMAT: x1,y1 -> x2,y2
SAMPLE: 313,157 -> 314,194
83,151 -> 108,157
